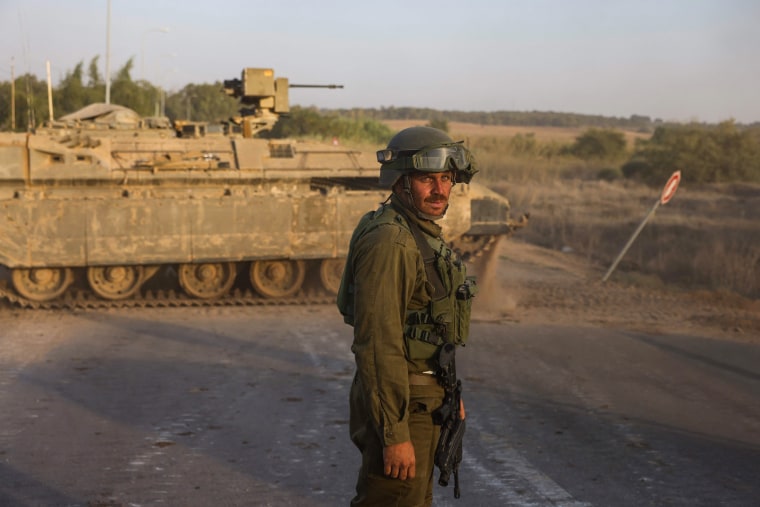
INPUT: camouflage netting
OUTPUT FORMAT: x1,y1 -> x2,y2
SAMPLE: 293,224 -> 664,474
59,103 -> 141,129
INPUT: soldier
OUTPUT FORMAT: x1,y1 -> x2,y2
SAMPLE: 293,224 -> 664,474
337,126 -> 478,506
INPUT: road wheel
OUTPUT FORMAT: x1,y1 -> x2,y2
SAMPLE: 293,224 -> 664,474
87,265 -> 145,300
12,267 -> 74,302
178,262 -> 236,299
249,260 -> 305,298
319,258 -> 345,295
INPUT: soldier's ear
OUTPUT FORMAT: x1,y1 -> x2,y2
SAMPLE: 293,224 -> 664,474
392,176 -> 409,194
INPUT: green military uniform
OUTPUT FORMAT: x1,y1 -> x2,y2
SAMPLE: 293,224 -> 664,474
338,194 -> 474,506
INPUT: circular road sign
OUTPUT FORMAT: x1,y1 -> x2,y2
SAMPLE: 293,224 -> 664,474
660,170 -> 681,205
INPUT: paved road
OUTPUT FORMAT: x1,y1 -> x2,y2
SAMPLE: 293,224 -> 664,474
0,305 -> 758,506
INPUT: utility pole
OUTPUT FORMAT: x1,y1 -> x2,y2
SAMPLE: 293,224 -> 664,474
10,57 -> 15,131
105,0 -> 112,104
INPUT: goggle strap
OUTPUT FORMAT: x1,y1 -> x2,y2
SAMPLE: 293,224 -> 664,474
380,143 -> 470,170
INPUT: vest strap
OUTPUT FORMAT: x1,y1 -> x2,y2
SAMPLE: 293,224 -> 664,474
406,219 -> 447,297
405,325 -> 444,346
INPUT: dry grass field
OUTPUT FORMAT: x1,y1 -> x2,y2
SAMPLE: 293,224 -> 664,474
382,120 -> 760,331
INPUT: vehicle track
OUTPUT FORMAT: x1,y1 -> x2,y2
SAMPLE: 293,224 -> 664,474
0,281 -> 334,310
0,235 -> 500,311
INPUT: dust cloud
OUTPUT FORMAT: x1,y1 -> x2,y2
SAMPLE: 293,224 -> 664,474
468,238 -> 518,321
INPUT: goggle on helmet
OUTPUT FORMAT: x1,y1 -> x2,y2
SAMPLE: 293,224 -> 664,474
377,142 -> 478,186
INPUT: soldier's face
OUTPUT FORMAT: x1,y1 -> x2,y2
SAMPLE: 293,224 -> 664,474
408,171 -> 454,217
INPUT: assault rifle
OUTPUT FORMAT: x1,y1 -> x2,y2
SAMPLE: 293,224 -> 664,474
433,342 -> 465,499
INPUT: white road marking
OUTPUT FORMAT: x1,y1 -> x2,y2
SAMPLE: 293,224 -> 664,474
437,419 -> 592,507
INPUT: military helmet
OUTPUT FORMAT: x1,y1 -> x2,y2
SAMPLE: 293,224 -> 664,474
377,126 -> 478,187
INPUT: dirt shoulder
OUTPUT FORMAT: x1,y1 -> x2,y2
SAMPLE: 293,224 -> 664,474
475,239 -> 760,344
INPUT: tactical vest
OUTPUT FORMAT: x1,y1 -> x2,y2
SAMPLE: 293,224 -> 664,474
337,204 -> 477,362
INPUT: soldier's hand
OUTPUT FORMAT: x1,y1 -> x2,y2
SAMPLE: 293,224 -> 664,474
460,397 -> 466,420
383,441 -> 416,480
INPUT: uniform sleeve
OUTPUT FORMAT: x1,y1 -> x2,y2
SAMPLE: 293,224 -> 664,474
351,223 -> 420,446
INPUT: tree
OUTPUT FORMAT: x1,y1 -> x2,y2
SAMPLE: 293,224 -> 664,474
267,106 -> 392,143
55,62 -> 90,116
569,128 -> 627,160
5,73 -> 49,130
623,122 -> 760,184
427,118 -> 449,133
109,58 -> 158,115
165,82 -> 239,122
87,56 -> 102,87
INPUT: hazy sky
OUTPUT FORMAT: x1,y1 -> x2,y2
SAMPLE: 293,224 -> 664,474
1,0 -> 758,123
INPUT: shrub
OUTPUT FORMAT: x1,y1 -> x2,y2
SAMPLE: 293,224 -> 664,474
427,118 -> 449,133
569,128 -> 627,160
597,167 -> 622,181
624,121 -> 760,184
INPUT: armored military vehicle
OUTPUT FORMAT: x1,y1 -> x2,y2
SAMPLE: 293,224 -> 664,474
0,68 -> 525,308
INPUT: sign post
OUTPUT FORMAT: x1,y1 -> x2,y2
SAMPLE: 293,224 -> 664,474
659,170 -> 681,205
602,171 -> 681,282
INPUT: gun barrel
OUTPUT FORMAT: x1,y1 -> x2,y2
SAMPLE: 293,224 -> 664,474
289,83 -> 344,89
